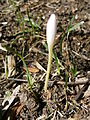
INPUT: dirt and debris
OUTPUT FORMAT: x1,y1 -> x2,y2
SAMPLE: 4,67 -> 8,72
0,0 -> 90,120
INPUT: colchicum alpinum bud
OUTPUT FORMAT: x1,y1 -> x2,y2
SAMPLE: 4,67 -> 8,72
46,14 -> 56,49
44,14 -> 57,92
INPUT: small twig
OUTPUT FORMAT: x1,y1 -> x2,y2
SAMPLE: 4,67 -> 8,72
32,47 -> 48,56
57,111 -> 63,117
46,4 -> 56,9
0,43 -> 7,51
7,78 -> 27,82
75,79 -> 90,101
31,2 -> 44,10
0,79 -> 7,85
72,50 -> 90,61
35,61 -> 46,72
51,110 -> 56,120
57,80 -> 90,86
6,71 -> 25,88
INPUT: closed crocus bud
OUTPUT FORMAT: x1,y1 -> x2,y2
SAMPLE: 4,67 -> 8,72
46,14 -> 56,49
44,14 -> 57,92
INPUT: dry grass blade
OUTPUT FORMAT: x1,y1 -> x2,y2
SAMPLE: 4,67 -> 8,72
0,43 -> 7,51
2,85 -> 20,115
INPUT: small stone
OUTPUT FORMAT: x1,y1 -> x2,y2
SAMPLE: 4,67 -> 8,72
75,14 -> 78,19
2,22 -> 7,25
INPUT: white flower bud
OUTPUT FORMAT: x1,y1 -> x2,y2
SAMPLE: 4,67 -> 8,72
46,14 -> 56,49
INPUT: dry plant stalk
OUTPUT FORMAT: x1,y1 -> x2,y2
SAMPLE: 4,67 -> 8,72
7,55 -> 16,77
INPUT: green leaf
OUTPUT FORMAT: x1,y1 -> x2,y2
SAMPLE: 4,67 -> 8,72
69,21 -> 84,32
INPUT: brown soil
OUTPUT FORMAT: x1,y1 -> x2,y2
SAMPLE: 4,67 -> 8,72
0,0 -> 90,120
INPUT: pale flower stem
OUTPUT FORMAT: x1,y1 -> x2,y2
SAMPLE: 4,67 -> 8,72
44,46 -> 53,92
